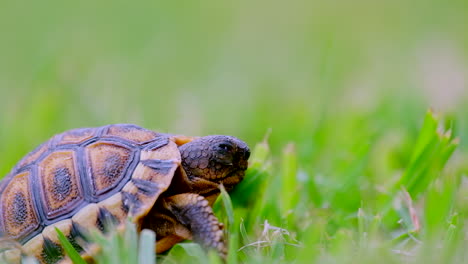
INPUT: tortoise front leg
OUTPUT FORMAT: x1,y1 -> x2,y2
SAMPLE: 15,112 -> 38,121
161,193 -> 226,257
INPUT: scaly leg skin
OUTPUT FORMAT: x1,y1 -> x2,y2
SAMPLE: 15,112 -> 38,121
149,213 -> 192,254
163,193 -> 226,258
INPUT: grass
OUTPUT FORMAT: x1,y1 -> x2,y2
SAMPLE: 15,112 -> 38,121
22,110 -> 465,264
1,0 -> 468,263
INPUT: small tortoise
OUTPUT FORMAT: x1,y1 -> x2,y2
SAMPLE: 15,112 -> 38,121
0,124 -> 250,263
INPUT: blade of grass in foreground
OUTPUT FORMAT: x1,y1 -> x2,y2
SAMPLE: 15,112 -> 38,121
138,230 -> 156,264
55,228 -> 87,264
281,143 -> 298,217
218,184 -> 235,231
164,243 -> 207,264
124,222 -> 139,264
217,184 -> 237,263
382,110 -> 458,227
397,110 -> 458,198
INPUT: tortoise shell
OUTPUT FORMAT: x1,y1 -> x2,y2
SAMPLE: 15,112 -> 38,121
0,124 -> 191,263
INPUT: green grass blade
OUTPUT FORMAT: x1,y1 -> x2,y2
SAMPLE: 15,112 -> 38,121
249,136 -> 270,170
164,243 -> 207,264
357,208 -> 366,249
55,227 -> 87,264
219,184 -> 235,230
125,222 -> 139,264
239,219 -> 249,245
227,232 -> 239,264
281,143 -> 298,216
208,250 -> 223,264
382,110 -> 459,228
407,110 -> 439,166
138,230 -> 156,264
397,111 -> 458,199
425,173 -> 459,239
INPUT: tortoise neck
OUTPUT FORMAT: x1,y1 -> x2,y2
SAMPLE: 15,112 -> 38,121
164,167 -> 220,198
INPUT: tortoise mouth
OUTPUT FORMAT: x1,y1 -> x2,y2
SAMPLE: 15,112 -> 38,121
216,169 -> 245,189
196,169 -> 245,199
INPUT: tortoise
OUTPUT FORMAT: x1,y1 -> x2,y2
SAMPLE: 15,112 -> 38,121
0,124 -> 250,263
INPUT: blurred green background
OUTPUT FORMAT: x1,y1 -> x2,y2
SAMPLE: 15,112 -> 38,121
1,0 -> 468,263
1,0 -> 468,170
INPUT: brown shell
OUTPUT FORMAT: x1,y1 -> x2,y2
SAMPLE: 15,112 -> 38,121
0,124 -> 184,263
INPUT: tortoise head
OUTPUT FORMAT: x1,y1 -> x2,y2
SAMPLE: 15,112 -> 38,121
179,135 -> 250,191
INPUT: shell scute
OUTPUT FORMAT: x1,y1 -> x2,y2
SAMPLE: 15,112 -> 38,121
0,171 -> 40,242
38,150 -> 84,220
104,124 -> 158,144
85,141 -> 136,197
121,140 -> 181,222
131,178 -> 161,196
70,204 -> 100,233
97,193 -> 128,225
56,127 -> 97,146
17,142 -> 49,169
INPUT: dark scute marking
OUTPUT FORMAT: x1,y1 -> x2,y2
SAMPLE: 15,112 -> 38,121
141,159 -> 175,175
71,221 -> 89,243
11,192 -> 27,226
66,234 -> 84,254
131,178 -> 160,196
121,191 -> 140,215
143,137 -> 169,150
52,167 -> 72,201
96,208 -> 118,233
41,237 -> 63,264
102,153 -> 127,185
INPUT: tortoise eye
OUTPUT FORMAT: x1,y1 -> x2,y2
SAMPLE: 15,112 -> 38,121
214,143 -> 235,166
217,143 -> 233,152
